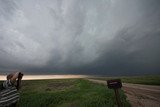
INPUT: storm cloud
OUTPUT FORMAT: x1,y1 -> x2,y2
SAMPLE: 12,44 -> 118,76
0,0 -> 160,75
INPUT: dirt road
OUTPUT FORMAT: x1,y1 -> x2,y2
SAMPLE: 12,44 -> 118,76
87,79 -> 160,107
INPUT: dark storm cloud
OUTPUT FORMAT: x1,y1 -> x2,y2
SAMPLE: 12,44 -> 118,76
0,0 -> 160,75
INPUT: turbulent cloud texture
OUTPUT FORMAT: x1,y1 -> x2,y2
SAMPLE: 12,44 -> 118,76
0,0 -> 160,75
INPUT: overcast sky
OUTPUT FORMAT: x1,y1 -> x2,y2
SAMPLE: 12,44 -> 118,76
0,0 -> 160,75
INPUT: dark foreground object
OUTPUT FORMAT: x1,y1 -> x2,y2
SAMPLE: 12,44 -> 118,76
107,79 -> 122,89
107,79 -> 122,107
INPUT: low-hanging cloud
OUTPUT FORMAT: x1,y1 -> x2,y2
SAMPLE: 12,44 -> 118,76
0,0 -> 160,75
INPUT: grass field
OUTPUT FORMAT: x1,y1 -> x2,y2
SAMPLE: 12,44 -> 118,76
90,75 -> 160,85
7,79 -> 131,107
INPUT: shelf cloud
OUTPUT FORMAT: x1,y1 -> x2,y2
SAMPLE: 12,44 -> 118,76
0,0 -> 160,75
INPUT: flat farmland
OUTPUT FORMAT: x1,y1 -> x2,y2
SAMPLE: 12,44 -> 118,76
88,75 -> 160,107
10,79 -> 130,107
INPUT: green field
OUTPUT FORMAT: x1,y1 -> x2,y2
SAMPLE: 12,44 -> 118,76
1,75 -> 160,107
10,79 -> 130,107
90,75 -> 160,85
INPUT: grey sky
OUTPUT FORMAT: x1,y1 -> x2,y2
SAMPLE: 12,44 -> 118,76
0,0 -> 160,75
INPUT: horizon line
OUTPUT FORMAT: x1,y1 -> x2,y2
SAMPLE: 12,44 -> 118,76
0,74 -> 89,80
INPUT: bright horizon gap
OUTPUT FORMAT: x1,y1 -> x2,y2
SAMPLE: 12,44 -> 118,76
0,75 -> 89,80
